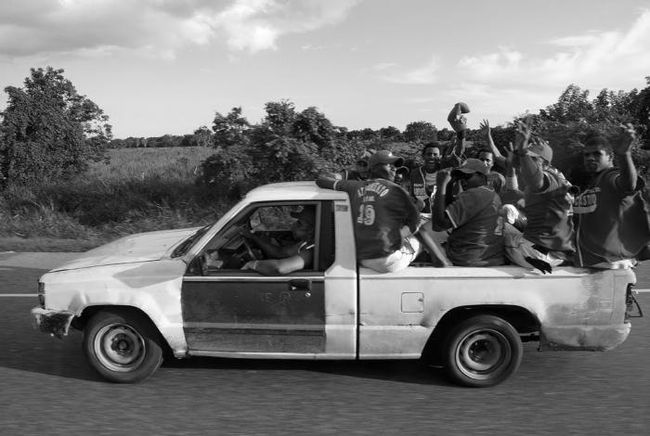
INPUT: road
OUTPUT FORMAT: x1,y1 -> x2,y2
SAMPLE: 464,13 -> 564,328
0,254 -> 649,436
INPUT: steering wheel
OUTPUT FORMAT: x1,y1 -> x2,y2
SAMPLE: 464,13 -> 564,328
241,238 -> 258,261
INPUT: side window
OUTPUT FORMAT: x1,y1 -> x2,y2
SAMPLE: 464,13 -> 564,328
188,201 -> 335,276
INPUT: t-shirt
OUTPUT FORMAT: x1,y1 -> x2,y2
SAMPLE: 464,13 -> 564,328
335,178 -> 419,260
523,168 -> 575,253
445,186 -> 505,266
574,169 -> 648,266
487,171 -> 505,194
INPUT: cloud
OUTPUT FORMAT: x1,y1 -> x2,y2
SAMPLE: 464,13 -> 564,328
457,9 -> 650,88
380,56 -> 439,85
0,0 -> 361,58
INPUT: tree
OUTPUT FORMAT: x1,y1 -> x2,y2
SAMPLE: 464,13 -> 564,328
211,107 -> 249,149
378,126 -> 402,141
192,126 -> 213,147
541,84 -> 593,123
0,66 -> 111,186
403,121 -> 437,143
292,106 -> 336,149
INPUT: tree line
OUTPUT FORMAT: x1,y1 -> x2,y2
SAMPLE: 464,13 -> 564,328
1,66 -> 650,198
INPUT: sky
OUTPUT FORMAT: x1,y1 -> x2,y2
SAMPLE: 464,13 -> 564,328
1,0 -> 650,139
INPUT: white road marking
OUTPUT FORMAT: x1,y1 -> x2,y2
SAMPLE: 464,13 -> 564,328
0,294 -> 37,297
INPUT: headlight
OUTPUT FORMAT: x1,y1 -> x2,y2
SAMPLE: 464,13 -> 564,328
37,281 -> 45,308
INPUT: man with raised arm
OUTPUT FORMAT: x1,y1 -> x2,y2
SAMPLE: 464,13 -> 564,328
573,125 -> 649,268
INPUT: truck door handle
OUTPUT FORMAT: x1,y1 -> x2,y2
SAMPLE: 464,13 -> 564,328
289,279 -> 311,292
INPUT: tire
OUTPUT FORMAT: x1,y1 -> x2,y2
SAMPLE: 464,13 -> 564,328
442,314 -> 523,388
83,310 -> 164,383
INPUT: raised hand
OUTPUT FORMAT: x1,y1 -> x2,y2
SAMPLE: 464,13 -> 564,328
611,123 -> 637,155
436,169 -> 452,186
479,119 -> 491,135
514,118 -> 533,152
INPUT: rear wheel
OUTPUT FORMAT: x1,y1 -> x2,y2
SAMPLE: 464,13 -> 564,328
83,310 -> 163,383
442,314 -> 522,387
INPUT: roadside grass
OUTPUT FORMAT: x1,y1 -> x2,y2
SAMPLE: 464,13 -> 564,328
0,146 -> 229,252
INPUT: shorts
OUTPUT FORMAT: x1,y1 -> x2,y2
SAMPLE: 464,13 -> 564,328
360,235 -> 422,273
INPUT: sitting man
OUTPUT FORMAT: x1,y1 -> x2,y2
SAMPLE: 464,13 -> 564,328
430,158 -> 505,266
238,207 -> 316,275
511,120 -> 576,271
317,150 -> 448,272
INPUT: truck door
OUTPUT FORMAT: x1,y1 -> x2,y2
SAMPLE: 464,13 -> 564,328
181,201 -> 335,355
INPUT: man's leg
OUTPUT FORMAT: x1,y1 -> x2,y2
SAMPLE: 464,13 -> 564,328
415,221 -> 452,267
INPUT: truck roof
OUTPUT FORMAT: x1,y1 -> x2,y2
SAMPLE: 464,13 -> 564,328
245,181 -> 350,202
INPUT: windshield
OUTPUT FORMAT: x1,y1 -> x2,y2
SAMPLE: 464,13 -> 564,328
171,224 -> 211,258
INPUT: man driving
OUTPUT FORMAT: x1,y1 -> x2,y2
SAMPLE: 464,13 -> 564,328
239,206 -> 316,275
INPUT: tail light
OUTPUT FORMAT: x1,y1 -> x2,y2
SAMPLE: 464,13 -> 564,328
625,283 -> 643,320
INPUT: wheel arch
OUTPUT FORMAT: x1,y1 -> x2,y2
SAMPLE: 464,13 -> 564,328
422,304 -> 540,363
73,305 -> 172,356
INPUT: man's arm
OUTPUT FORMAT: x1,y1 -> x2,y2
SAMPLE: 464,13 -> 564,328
612,123 -> 638,192
242,250 -> 312,275
480,119 -> 506,169
316,172 -> 342,190
514,120 -> 545,191
431,170 -> 453,231
241,229 -> 291,258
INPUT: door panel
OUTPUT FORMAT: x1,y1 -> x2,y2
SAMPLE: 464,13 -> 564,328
182,275 -> 325,353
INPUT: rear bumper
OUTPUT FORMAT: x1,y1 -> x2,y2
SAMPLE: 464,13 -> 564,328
31,307 -> 74,339
539,322 -> 631,351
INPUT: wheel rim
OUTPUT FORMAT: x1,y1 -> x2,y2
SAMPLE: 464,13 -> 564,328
455,328 -> 512,381
94,323 -> 146,372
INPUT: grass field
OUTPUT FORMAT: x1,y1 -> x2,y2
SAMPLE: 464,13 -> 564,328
0,146 -> 225,252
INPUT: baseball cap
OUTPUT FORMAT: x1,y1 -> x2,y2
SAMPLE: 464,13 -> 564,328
527,141 -> 553,163
451,158 -> 489,177
368,150 -> 404,168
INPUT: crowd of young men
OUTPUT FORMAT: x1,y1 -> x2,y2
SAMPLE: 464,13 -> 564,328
322,103 -> 648,274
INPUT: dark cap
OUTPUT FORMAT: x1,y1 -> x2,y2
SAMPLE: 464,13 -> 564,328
527,141 -> 553,163
451,158 -> 489,177
368,150 -> 404,168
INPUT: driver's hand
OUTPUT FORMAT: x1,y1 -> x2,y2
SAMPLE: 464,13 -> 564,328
241,260 -> 258,271
239,226 -> 254,239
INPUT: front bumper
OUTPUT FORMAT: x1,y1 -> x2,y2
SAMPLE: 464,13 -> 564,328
31,307 -> 74,339
539,322 -> 631,351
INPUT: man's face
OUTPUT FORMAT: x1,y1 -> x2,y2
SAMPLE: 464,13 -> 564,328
356,161 -> 369,178
583,146 -> 612,174
423,147 -> 441,168
478,152 -> 493,170
373,162 -> 397,182
292,218 -> 314,240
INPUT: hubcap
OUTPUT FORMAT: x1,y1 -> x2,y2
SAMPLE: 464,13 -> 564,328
94,323 -> 146,372
455,328 -> 511,380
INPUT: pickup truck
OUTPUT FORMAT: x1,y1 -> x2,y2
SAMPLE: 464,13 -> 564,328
31,181 -> 642,387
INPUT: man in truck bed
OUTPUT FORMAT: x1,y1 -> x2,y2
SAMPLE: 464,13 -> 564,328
317,150 -> 430,272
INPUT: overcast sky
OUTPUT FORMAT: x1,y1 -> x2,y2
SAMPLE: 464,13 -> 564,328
1,0 -> 649,138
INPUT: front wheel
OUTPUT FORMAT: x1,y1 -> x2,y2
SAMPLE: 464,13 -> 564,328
442,314 -> 522,387
83,310 -> 164,383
